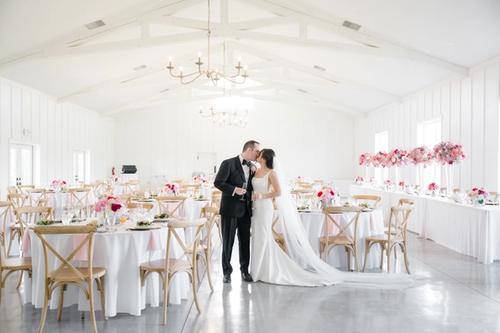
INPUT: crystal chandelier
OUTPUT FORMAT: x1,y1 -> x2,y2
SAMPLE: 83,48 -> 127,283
199,96 -> 253,127
166,0 -> 248,86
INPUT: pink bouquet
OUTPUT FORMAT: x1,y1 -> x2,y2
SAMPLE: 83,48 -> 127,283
51,179 -> 68,190
95,195 -> 124,213
162,182 -> 179,195
371,151 -> 388,168
354,176 -> 364,184
399,181 -> 406,188
359,153 -> 372,166
428,182 -> 439,191
386,149 -> 408,167
316,187 -> 336,204
384,179 -> 393,186
433,141 -> 465,165
469,187 -> 489,199
407,146 -> 434,167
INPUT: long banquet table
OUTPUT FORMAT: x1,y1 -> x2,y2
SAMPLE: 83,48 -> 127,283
350,184 -> 500,264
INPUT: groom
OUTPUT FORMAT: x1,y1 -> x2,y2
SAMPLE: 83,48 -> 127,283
214,140 -> 261,283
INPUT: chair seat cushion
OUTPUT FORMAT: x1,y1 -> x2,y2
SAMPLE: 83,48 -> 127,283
319,235 -> 352,245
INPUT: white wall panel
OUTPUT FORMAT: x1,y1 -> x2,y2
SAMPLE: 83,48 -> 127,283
0,77 -> 114,199
355,61 -> 500,191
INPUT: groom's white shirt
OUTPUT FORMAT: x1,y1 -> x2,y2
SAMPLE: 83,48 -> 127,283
232,155 -> 250,196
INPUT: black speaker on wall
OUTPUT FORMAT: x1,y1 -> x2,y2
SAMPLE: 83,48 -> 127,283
122,165 -> 137,174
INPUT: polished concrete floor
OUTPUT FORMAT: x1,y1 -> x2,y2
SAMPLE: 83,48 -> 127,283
2,233 -> 500,333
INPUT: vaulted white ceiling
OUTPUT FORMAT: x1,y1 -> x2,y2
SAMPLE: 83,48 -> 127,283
0,0 -> 499,115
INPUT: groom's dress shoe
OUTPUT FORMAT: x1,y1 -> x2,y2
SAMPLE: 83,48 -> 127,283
241,272 -> 253,282
223,274 -> 231,283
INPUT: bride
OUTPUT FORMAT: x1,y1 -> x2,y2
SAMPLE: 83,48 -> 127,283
250,148 -> 413,288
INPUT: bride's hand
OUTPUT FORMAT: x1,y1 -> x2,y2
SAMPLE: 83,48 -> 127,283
252,193 -> 262,201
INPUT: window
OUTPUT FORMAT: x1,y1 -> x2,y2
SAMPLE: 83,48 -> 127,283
374,131 -> 389,183
9,143 -> 34,186
73,150 -> 90,184
417,118 -> 441,185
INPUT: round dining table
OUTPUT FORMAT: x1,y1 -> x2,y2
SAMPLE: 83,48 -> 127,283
23,222 -> 191,317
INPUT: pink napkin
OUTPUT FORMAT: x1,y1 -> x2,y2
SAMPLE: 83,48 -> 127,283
72,234 -> 89,261
22,231 -> 31,258
147,231 -> 161,252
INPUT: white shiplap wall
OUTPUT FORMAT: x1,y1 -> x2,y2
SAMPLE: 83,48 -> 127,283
0,77 -> 115,199
114,100 -> 356,183
354,61 -> 500,191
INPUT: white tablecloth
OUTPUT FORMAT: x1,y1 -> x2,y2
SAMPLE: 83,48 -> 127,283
350,184 -> 500,263
275,210 -> 384,269
23,224 -> 190,317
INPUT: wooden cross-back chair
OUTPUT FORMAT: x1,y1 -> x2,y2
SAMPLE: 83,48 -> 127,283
202,205 -> 221,243
8,206 -> 53,257
7,193 -> 29,210
17,185 -> 35,194
156,196 -> 187,218
362,206 -> 413,274
68,188 -> 91,217
0,202 -> 10,257
140,218 -> 205,325
26,188 -> 50,207
180,184 -> 201,197
352,195 -> 381,209
33,224 -> 106,333
210,190 -> 222,208
7,186 -> 19,195
320,206 -> 362,271
0,216 -> 32,303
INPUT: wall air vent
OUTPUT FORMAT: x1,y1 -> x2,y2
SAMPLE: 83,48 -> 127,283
85,20 -> 106,30
342,20 -> 361,31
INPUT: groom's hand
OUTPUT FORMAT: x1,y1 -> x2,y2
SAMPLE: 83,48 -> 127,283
234,187 -> 247,196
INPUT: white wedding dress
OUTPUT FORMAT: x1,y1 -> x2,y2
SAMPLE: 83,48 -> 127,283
250,169 -> 414,288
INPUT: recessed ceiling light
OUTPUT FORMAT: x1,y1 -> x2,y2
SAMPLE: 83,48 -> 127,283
85,20 -> 106,30
297,88 -> 308,94
159,88 -> 170,93
313,65 -> 327,72
342,20 -> 361,31
362,42 -> 378,48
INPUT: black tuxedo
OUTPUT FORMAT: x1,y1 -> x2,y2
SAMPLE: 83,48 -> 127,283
214,156 -> 254,276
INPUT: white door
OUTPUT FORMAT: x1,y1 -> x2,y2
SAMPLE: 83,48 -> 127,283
9,144 -> 34,186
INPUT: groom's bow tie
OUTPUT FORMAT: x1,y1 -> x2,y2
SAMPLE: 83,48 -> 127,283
242,159 -> 250,166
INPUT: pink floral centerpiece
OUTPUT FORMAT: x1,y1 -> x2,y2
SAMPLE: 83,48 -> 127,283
162,182 -> 179,195
193,175 -> 207,184
407,146 -> 434,166
469,187 -> 489,205
95,195 -> 125,225
398,181 -> 406,190
51,179 -> 68,191
316,187 -> 336,207
386,149 -> 408,167
358,153 -> 372,166
428,182 -> 439,195
371,151 -> 388,168
433,141 -> 465,165
354,176 -> 364,185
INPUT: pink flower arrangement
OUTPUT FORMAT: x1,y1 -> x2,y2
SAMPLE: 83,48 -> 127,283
359,153 -> 372,166
95,195 -> 124,213
354,176 -> 364,184
469,187 -> 489,199
384,179 -> 393,186
316,187 -> 336,204
386,149 -> 408,167
163,182 -> 179,195
428,182 -> 439,191
371,151 -> 388,168
433,141 -> 465,165
399,181 -> 406,188
193,175 -> 207,183
407,146 -> 434,167
51,179 -> 67,189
